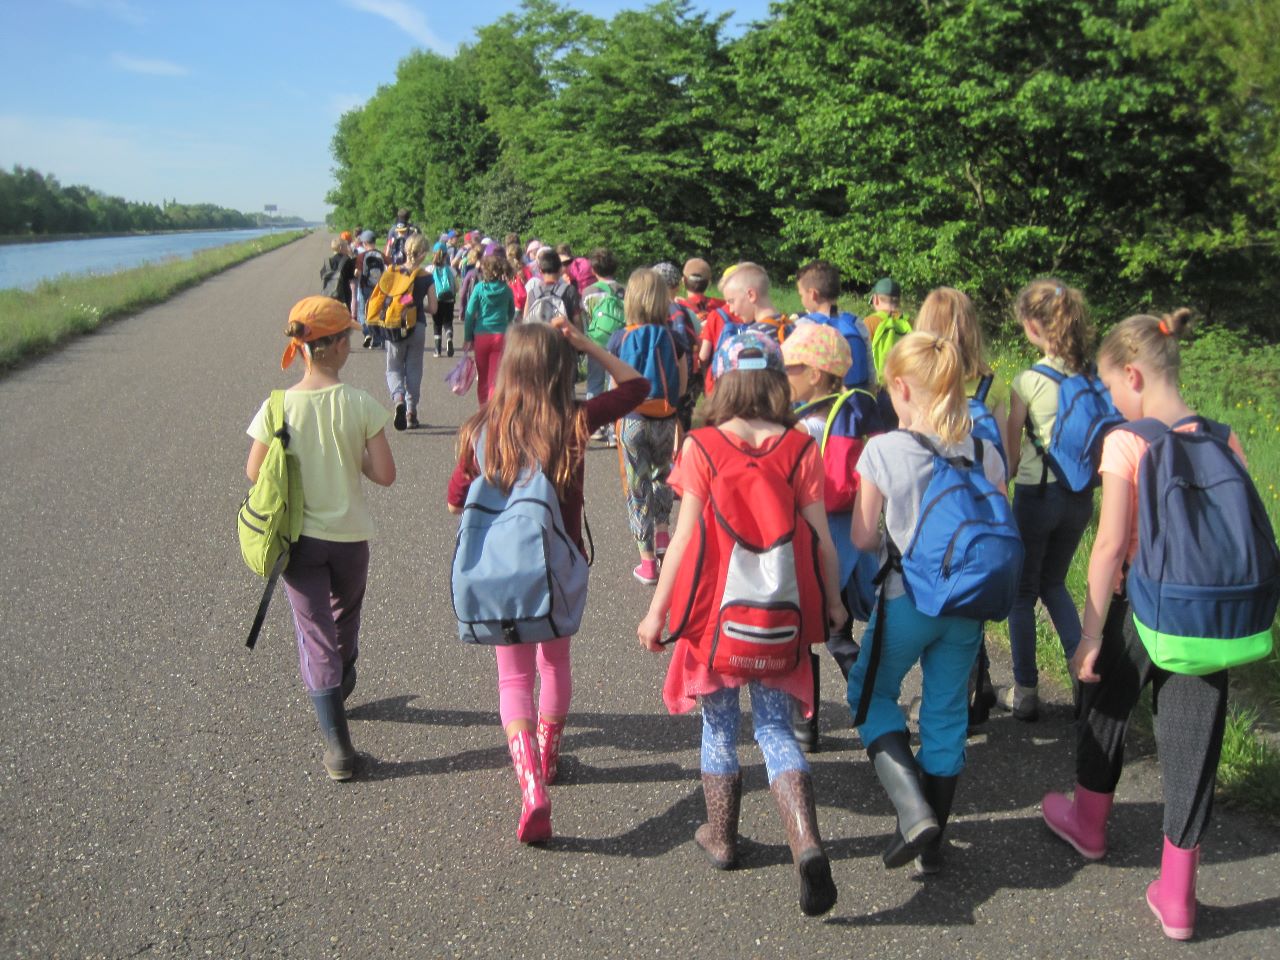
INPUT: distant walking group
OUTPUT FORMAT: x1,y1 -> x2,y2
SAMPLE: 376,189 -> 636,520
241,219 -> 1278,938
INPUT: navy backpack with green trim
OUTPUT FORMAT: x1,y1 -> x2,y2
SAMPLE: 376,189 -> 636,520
1124,416 -> 1278,674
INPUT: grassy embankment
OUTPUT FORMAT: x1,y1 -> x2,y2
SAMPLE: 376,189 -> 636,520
0,229 -> 309,369
761,285 -> 1280,816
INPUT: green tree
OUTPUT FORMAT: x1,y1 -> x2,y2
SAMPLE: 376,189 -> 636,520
723,0 -> 1259,322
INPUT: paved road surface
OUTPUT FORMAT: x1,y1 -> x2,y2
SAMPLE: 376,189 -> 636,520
1,233 -> 1276,958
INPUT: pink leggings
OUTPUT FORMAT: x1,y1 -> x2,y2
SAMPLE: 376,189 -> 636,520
474,332 -> 505,405
495,637 -> 572,728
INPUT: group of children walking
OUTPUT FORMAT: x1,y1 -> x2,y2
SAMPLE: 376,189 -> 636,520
259,239 -> 1275,938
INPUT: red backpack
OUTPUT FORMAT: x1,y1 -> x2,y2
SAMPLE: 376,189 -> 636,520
666,428 -> 828,678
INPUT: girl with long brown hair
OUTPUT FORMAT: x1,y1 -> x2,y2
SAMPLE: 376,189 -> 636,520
446,319 -> 646,842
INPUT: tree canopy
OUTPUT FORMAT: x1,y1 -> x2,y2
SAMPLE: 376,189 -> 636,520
327,0 -> 1280,332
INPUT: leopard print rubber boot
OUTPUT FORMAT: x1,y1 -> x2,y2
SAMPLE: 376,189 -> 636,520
694,772 -> 741,869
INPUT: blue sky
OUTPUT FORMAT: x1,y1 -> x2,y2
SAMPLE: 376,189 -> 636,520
3,0 -> 772,223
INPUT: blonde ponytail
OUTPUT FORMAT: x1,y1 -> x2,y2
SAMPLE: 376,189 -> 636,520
884,332 -> 972,445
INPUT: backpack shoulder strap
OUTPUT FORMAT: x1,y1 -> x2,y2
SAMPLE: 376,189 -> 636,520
268,390 -> 288,444
1031,362 -> 1066,384
973,373 -> 993,403
1117,417 -> 1168,445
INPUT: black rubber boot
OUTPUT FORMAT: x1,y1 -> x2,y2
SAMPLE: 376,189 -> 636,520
867,730 -> 939,868
915,773 -> 959,875
445,328 -> 454,357
309,688 -> 355,781
792,652 -> 821,753
433,334 -> 442,357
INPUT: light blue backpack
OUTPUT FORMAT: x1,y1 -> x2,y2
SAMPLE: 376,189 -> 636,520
450,433 -> 589,644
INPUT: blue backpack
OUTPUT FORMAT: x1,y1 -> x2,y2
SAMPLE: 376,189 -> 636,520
802,311 -> 873,388
450,435 -> 589,644
432,265 -> 455,299
714,309 -> 793,355
969,375 -> 1007,474
618,324 -> 680,418
1123,417 -> 1279,675
893,432 -> 1022,622
1028,364 -> 1124,491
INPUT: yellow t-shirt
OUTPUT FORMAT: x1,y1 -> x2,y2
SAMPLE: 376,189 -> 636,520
1010,356 -> 1070,487
248,384 -> 391,542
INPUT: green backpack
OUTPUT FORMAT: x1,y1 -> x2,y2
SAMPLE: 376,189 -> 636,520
870,312 -> 912,379
585,281 -> 626,347
238,391 -> 303,648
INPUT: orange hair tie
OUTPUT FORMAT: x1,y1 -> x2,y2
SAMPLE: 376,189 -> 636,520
1158,319 -> 1172,336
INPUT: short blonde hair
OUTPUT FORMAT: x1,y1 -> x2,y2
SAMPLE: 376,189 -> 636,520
722,261 -> 770,298
883,332 -> 971,445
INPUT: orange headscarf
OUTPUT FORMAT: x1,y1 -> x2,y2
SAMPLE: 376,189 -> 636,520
280,296 -> 360,370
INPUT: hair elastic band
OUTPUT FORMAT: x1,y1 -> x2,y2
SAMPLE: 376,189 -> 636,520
1158,319 -> 1172,336
1054,286 -> 1064,297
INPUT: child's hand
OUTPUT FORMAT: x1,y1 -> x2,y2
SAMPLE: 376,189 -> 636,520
552,315 -> 585,348
637,610 -> 668,653
1072,635 -> 1102,683
827,599 -> 847,633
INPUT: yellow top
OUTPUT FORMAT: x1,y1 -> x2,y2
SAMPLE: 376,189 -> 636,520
248,384 -> 390,541
1010,355 -> 1070,486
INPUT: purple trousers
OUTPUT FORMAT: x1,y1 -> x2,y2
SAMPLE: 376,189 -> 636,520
281,536 -> 370,691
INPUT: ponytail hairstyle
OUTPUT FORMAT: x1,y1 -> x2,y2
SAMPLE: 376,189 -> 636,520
914,287 -> 991,383
455,323 -> 589,498
1014,278 -> 1092,373
403,233 -> 428,265
1097,308 -> 1193,384
883,332 -> 971,445
624,268 -> 668,327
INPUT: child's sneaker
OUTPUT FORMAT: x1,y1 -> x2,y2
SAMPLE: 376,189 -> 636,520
655,531 -> 671,558
633,559 -> 659,585
994,683 -> 1039,722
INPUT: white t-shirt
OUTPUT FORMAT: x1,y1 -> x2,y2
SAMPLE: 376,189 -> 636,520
858,430 -> 1008,599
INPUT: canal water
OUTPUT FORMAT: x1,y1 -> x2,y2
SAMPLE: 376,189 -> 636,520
0,228 -> 282,291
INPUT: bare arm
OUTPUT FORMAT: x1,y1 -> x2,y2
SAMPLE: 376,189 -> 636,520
638,482 -> 703,651
552,316 -> 641,384
800,499 -> 847,631
851,479 -> 885,553
245,439 -> 268,482
1074,472 -> 1132,682
362,429 -> 396,486
1005,390 -> 1027,487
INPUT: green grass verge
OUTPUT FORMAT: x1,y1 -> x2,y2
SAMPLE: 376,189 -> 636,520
0,229 -> 310,369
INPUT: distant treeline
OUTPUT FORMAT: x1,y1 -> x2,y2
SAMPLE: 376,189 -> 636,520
328,0 -> 1280,334
0,166 -> 301,236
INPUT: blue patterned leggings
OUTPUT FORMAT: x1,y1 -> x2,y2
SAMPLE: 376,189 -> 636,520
700,683 -> 808,783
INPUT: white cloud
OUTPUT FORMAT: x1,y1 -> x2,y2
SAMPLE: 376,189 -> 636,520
60,0 -> 146,26
111,53 -> 189,77
342,0 -> 451,54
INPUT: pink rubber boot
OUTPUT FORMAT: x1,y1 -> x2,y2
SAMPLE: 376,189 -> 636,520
1041,784 -> 1113,859
1146,836 -> 1199,940
536,716 -> 566,785
508,730 -> 551,843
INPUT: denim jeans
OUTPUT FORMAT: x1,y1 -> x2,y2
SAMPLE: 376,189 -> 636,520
1007,482 -> 1095,687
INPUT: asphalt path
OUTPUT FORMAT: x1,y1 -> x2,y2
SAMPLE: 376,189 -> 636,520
1,232 -> 1276,959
